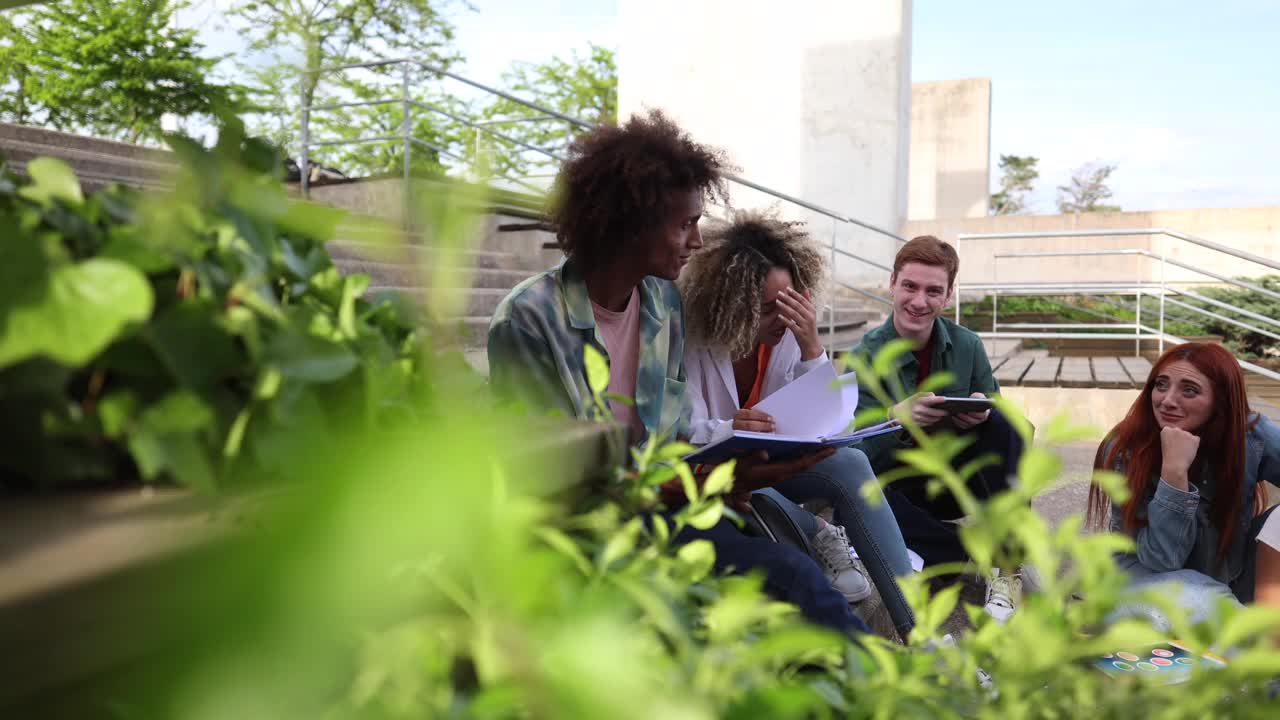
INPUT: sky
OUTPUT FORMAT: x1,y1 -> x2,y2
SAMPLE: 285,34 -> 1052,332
190,0 -> 1280,214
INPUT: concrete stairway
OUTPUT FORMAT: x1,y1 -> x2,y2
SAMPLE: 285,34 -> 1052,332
328,225 -> 886,359
0,123 -> 176,191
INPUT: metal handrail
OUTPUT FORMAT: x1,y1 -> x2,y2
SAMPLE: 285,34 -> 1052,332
833,245 -> 892,273
301,58 -> 906,242
961,243 -> 1279,382
989,248 -> 1280,323
297,56 -> 903,351
991,247 -> 1280,303
1169,287 -> 1280,330
1162,296 -> 1280,342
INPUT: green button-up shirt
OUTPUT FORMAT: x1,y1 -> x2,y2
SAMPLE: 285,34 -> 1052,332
850,314 -> 999,471
487,257 -> 690,443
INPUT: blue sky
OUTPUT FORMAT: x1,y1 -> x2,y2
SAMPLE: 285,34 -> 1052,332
194,0 -> 1279,213
913,0 -> 1280,212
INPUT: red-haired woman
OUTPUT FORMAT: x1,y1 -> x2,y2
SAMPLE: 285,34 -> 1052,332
1088,343 -> 1280,620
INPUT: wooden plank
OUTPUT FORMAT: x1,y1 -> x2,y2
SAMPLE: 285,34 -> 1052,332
995,353 -> 1034,386
1021,356 -> 1062,387
1091,357 -> 1133,389
1058,357 -> 1093,388
1118,356 -> 1153,385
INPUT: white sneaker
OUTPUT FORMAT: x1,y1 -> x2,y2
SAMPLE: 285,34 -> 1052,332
984,568 -> 1022,623
812,523 -> 872,603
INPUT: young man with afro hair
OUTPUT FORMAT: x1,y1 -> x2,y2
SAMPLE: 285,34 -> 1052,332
488,110 -> 868,635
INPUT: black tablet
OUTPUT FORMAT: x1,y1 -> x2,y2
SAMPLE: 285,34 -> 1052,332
936,396 -> 994,414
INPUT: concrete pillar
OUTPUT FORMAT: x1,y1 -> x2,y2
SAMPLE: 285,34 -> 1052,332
908,78 -> 992,220
618,0 -> 913,286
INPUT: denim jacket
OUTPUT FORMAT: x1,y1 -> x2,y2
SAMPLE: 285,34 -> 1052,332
1110,413 -> 1280,584
487,257 -> 690,443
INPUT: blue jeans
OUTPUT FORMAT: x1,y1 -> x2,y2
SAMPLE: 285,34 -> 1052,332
762,447 -> 915,639
1108,568 -> 1240,631
1108,506 -> 1278,631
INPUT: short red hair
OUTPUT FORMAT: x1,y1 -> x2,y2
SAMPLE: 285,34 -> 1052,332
893,235 -> 959,290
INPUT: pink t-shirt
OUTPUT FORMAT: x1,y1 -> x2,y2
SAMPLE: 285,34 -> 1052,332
591,287 -> 643,441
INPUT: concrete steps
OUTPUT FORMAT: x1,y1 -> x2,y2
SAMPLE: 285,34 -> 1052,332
0,122 -> 176,191
326,241 -> 521,271
369,287 -> 512,317
340,261 -> 532,289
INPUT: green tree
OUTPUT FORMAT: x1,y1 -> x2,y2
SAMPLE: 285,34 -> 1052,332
1,1 -> 244,144
1057,162 -> 1122,214
231,0 -> 470,172
474,44 -> 617,183
0,9 -> 35,125
989,154 -> 1039,215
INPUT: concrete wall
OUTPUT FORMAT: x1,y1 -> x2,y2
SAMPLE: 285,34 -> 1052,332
903,206 -> 1280,288
907,78 -> 991,220
1001,387 -> 1139,441
618,0 -> 912,285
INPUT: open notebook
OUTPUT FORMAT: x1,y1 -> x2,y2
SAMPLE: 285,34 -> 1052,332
685,363 -> 899,465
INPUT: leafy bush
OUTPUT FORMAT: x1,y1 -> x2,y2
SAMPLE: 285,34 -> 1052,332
0,121 -> 450,491
1189,277 -> 1280,362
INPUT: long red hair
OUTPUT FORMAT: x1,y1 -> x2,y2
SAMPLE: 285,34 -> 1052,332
1087,343 -> 1264,567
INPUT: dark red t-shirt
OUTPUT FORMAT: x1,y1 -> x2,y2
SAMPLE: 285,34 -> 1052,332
912,335 -> 935,383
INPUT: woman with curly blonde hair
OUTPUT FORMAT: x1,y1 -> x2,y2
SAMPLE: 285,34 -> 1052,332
680,210 -> 915,638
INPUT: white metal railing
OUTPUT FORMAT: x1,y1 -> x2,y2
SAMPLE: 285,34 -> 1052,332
298,57 -> 901,350
953,230 -> 1280,383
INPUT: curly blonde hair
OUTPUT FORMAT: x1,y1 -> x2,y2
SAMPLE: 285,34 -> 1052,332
679,210 -> 826,358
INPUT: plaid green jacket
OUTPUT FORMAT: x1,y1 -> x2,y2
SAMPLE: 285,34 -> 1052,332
487,258 -> 691,443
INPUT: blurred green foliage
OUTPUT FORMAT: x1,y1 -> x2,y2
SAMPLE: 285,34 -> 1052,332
3,137 -> 1280,718
0,119 -> 455,490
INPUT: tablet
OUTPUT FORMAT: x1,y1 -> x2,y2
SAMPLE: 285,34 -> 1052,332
935,396 -> 994,414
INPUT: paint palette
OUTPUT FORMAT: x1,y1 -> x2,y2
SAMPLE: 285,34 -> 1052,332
1094,642 -> 1226,683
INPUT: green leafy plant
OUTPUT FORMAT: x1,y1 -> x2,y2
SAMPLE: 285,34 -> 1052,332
0,120 -> 442,491
0,0 -> 248,143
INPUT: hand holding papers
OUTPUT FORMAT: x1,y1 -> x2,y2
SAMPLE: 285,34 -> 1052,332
685,363 -> 899,465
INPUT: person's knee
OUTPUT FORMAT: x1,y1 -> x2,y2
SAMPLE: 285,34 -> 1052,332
820,447 -> 876,489
983,408 -> 1021,441
757,542 -> 829,591
836,446 -> 875,477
